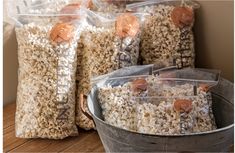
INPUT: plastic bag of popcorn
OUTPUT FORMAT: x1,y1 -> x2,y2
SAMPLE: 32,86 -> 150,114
76,9 -> 148,130
133,78 -> 218,135
91,66 -> 220,135
9,1 -> 87,139
127,0 -> 200,68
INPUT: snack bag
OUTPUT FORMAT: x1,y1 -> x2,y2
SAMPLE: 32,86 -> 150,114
76,9 -> 147,130
127,0 -> 200,68
9,0 -> 86,139
92,66 -> 219,135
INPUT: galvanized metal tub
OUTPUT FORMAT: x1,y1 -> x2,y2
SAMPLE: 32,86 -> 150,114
88,78 -> 234,152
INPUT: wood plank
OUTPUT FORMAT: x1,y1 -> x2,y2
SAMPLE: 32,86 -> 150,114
7,139 -> 49,153
8,131 -> 95,153
3,103 -> 15,129
40,130 -> 95,152
3,112 -> 15,123
62,131 -> 105,152
92,144 -> 106,153
3,103 -> 31,153
3,103 -> 16,122
3,118 -> 15,130
3,103 -> 105,153
3,127 -> 31,153
4,125 -> 14,135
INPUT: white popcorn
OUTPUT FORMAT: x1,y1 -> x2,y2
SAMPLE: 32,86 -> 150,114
15,19 -> 81,139
76,22 -> 141,130
138,4 -> 195,68
98,76 -> 217,135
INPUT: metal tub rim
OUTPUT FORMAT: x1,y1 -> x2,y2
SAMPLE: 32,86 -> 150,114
88,105 -> 234,138
88,84 -> 234,137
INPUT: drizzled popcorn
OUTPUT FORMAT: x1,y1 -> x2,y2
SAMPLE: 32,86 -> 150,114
98,75 -> 217,135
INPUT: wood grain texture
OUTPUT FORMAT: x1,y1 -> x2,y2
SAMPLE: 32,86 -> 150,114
3,103 -> 16,129
3,103 -> 105,153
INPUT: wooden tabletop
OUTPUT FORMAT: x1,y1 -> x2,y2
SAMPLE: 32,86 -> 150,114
3,103 -> 105,153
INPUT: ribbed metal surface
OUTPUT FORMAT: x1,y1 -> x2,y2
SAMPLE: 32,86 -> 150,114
88,78 -> 234,152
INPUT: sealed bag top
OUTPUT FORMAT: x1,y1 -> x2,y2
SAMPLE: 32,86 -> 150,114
127,0 -> 200,68
77,8 -> 148,95
91,66 -> 220,135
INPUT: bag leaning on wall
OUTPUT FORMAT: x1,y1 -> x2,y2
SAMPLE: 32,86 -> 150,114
9,0 -> 88,139
127,0 -> 200,68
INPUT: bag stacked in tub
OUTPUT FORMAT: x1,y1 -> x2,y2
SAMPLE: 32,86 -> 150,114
92,66 -> 219,135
